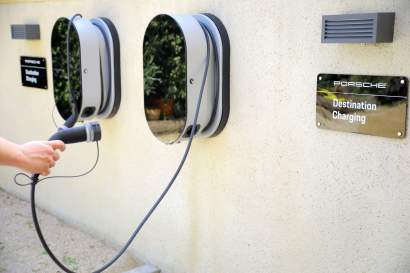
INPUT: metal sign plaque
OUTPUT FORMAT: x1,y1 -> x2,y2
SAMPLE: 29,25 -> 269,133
316,74 -> 408,138
20,56 -> 48,89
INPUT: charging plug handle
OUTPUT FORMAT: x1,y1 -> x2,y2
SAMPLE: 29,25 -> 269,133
50,122 -> 101,143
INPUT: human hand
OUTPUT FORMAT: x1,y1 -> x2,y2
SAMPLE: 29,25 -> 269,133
17,140 -> 65,176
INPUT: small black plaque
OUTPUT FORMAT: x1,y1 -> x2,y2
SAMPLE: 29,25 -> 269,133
316,74 -> 408,138
20,56 -> 47,89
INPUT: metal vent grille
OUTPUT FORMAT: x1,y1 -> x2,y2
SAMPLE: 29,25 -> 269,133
11,24 -> 40,40
324,18 -> 375,41
322,13 -> 394,43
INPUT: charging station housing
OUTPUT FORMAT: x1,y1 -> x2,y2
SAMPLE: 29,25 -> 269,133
51,16 -> 121,123
143,13 -> 230,144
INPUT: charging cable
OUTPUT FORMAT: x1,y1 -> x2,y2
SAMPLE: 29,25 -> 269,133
24,24 -> 212,273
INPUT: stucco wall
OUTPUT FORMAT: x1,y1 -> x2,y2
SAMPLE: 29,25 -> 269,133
1,1 -> 410,272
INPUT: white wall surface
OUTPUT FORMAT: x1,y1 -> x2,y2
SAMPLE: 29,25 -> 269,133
1,0 -> 410,272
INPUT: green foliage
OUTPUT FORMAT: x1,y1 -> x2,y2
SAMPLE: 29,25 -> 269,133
143,15 -> 187,118
63,256 -> 79,271
51,18 -> 81,120
143,54 -> 161,96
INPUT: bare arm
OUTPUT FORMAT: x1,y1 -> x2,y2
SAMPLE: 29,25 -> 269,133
0,138 -> 65,176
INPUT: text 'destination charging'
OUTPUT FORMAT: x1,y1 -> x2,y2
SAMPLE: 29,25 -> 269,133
332,98 -> 377,125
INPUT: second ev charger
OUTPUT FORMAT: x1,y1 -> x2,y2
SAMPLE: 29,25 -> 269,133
144,14 -> 230,143
28,12 -> 230,273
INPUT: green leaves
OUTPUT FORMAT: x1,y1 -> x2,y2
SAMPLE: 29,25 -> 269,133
143,15 -> 187,118
144,54 -> 162,96
51,18 -> 81,120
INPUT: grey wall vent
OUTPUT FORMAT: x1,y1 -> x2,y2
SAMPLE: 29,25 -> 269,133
321,13 -> 395,43
11,24 -> 40,40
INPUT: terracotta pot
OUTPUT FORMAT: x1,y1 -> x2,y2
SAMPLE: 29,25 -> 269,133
160,99 -> 174,118
145,108 -> 161,121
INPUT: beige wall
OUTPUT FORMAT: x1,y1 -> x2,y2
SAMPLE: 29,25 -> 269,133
1,0 -> 410,272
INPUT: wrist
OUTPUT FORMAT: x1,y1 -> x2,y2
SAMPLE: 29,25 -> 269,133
10,144 -> 28,170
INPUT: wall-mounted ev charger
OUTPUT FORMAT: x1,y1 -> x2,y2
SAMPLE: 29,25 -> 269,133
51,15 -> 121,124
143,13 -> 230,144
22,14 -> 125,273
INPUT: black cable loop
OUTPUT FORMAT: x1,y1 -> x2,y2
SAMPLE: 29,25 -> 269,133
14,142 -> 100,187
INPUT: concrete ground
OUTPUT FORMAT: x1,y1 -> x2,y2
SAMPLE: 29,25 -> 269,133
0,187 -> 139,273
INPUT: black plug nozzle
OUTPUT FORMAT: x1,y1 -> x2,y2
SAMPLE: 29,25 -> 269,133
49,122 -> 101,144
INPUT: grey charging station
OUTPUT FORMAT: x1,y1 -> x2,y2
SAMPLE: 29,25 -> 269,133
51,15 -> 121,123
143,13 -> 230,144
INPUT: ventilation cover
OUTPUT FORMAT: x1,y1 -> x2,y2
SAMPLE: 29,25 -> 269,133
11,24 -> 40,40
322,13 -> 395,43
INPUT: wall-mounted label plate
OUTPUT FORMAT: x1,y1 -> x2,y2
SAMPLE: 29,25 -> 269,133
316,74 -> 408,138
20,56 -> 47,89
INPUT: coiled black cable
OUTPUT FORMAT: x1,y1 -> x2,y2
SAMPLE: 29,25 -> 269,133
198,20 -> 220,130
28,25 -> 212,273
14,141 -> 99,187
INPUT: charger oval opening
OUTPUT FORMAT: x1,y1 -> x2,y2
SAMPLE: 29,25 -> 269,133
51,17 -> 82,121
143,14 -> 187,144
